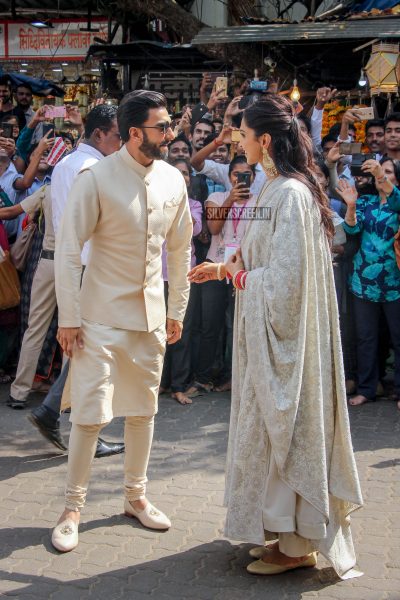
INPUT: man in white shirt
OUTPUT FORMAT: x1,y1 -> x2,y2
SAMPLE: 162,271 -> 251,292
26,105 -> 125,459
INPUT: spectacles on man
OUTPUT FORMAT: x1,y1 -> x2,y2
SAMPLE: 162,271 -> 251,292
140,123 -> 172,135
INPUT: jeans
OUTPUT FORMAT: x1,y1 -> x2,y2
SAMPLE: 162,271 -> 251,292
353,295 -> 400,400
42,361 -> 69,420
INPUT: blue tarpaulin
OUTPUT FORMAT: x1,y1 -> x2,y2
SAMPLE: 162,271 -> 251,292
0,68 -> 65,97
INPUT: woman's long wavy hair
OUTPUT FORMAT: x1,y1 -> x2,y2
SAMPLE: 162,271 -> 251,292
244,94 -> 334,240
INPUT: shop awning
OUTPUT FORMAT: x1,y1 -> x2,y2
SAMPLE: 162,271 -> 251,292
191,16 -> 400,45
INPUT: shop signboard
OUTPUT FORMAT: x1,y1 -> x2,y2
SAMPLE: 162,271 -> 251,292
5,20 -> 115,60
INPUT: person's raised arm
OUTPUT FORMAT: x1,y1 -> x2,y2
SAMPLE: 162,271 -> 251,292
336,180 -> 361,232
13,131 -> 54,191
191,125 -> 232,172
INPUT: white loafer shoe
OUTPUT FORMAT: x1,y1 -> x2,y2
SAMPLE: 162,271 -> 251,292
51,518 -> 79,552
124,498 -> 171,530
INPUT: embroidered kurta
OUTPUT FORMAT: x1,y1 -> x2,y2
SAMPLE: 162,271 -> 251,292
224,176 -> 363,579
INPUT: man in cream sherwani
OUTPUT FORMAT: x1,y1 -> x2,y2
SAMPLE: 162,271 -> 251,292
51,90 -> 193,553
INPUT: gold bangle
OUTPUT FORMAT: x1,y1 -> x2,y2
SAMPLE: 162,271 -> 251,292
217,263 -> 224,280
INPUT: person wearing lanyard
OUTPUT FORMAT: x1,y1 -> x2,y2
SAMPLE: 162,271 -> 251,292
186,155 -> 256,397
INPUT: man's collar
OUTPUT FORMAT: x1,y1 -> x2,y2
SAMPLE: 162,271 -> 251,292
118,144 -> 155,178
76,142 -> 104,161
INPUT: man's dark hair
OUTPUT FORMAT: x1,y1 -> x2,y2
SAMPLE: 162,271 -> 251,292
0,75 -> 12,90
190,117 -> 215,136
365,118 -> 384,133
384,112 -> 400,129
228,154 -> 255,176
117,90 -> 167,143
169,134 -> 192,156
84,104 -> 118,139
16,83 -> 33,94
212,117 -> 223,126
298,112 -> 311,135
314,155 -> 330,180
321,133 -> 337,149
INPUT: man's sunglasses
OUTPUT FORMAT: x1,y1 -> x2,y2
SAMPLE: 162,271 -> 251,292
140,123 -> 172,135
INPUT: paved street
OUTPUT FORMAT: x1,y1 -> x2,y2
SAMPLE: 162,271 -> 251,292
0,385 -> 399,600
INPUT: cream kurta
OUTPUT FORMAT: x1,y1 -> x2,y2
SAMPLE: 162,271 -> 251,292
224,176 -> 363,579
55,146 -> 193,422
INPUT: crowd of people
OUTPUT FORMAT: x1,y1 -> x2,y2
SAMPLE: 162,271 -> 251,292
1,70 -> 400,435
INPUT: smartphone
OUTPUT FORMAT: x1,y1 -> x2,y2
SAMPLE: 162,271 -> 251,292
339,142 -> 362,155
350,153 -> 377,177
1,122 -> 13,138
215,76 -> 228,97
353,107 -> 374,121
42,123 -> 55,137
190,103 -> 209,126
236,172 -> 251,199
231,129 -> 241,143
44,106 -> 66,119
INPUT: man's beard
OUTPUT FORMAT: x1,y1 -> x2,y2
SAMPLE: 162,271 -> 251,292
140,131 -> 168,160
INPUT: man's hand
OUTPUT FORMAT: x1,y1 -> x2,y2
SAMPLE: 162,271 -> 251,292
65,105 -> 83,127
34,129 -> 54,156
177,107 -> 192,136
315,87 -> 337,110
224,96 -> 243,122
29,105 -> 48,129
207,86 -> 228,111
0,136 -> 15,158
57,327 -> 84,358
326,141 -> 343,165
343,109 -> 361,125
166,318 -> 183,345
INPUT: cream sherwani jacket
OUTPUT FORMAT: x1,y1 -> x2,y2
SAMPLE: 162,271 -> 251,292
55,145 -> 193,333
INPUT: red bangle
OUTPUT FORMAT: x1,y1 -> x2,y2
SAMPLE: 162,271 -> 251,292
233,270 -> 247,290
226,271 -> 232,280
213,138 -> 224,147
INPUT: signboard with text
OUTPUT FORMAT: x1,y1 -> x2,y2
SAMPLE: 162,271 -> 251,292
3,20 -> 115,60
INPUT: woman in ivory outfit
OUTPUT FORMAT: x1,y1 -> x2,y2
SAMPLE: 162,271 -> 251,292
189,95 -> 363,579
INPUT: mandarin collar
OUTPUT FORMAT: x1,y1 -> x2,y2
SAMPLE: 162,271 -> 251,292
119,144 -> 155,179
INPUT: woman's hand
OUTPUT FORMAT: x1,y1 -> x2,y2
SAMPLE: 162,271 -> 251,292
335,179 -> 358,208
188,262 -> 222,283
361,158 -> 384,179
227,182 -> 250,205
225,248 -> 244,278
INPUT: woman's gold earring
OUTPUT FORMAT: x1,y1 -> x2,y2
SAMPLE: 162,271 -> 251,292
262,148 -> 278,178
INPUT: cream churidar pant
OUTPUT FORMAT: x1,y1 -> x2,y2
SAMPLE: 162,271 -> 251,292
65,416 -> 154,510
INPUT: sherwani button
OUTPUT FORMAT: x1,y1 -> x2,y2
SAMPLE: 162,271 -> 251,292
148,233 -> 152,239
148,208 -> 153,214
143,282 -> 148,288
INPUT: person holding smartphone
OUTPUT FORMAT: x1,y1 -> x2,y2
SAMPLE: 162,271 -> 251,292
186,155 -> 255,397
